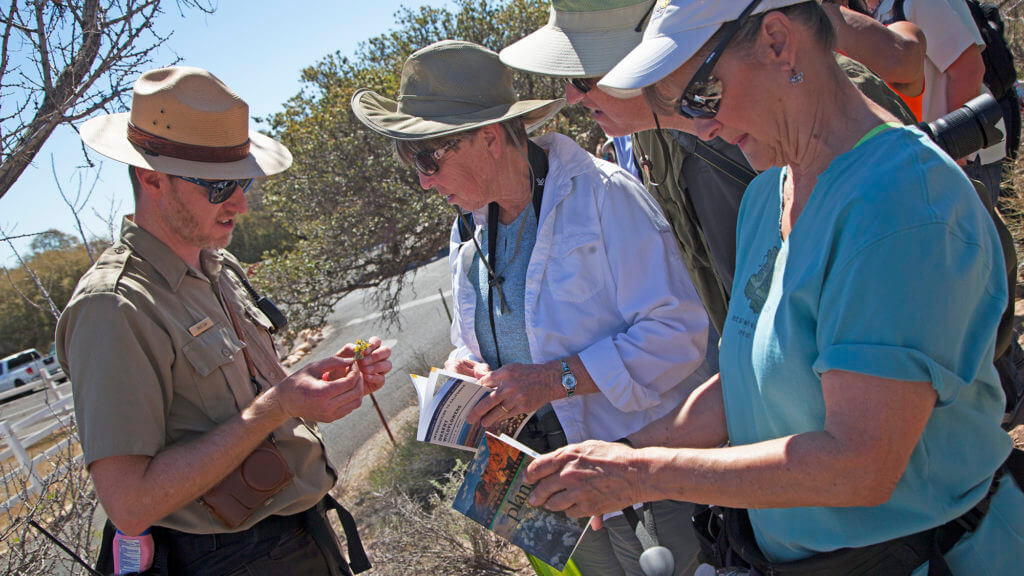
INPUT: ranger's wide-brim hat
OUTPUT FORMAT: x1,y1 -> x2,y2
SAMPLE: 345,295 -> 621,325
80,66 -> 292,180
499,0 -> 655,78
351,40 -> 565,141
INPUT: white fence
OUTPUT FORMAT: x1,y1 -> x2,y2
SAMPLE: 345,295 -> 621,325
0,376 -> 77,513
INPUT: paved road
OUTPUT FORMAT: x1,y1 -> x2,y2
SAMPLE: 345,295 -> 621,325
0,257 -> 454,473
298,256 -> 453,470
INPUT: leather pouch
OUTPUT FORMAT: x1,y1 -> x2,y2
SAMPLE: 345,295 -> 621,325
199,439 -> 293,529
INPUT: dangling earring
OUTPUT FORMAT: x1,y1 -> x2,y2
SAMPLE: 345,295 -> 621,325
789,70 -> 804,85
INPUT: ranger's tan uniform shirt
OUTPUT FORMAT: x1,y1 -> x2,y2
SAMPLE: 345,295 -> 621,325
56,217 -> 335,533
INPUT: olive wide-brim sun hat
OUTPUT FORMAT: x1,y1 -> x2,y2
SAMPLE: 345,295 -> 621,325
351,40 -> 565,141
499,0 -> 655,78
80,66 -> 292,180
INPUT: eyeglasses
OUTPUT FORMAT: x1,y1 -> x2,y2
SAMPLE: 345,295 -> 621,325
678,0 -> 763,119
413,138 -> 461,176
568,77 -> 597,94
174,176 -> 254,204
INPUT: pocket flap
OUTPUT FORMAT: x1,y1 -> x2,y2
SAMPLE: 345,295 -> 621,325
182,325 -> 243,378
553,232 -> 600,257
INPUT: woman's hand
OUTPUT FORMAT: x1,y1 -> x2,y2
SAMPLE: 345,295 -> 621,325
467,362 -> 561,428
443,357 -> 491,379
525,440 -> 645,520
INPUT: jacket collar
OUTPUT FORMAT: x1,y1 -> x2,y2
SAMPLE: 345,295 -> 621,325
465,132 -> 590,231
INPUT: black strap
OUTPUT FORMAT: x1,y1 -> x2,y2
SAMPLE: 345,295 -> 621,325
486,203 -> 502,368
671,131 -> 758,187
319,495 -> 372,574
893,0 -> 906,23
456,211 -> 475,243
484,140 -> 548,368
623,503 -> 661,550
718,464 -> 1008,575
220,258 -> 289,334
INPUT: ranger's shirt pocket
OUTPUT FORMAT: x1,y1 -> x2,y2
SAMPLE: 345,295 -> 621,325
181,325 -> 244,421
546,232 -> 605,302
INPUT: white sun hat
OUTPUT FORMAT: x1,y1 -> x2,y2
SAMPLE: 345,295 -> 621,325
599,0 -> 806,98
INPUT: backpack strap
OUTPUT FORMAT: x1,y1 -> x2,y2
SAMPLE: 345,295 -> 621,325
455,211 -> 475,243
892,0 -> 906,23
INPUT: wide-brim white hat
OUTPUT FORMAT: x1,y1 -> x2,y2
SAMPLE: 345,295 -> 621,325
499,0 -> 655,78
352,40 -> 564,141
80,66 -> 292,180
599,0 -> 806,98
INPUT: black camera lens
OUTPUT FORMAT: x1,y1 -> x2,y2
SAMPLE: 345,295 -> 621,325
917,94 -> 1004,161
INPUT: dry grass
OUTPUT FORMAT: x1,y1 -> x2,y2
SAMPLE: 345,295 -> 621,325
334,407 -> 533,576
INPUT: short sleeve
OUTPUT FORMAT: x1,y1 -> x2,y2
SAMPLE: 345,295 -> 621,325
913,0 -> 984,73
812,224 -> 1004,405
60,293 -> 171,465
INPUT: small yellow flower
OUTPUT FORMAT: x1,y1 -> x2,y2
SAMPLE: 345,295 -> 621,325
353,339 -> 370,361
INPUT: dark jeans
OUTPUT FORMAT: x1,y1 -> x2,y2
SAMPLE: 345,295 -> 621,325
162,509 -> 346,576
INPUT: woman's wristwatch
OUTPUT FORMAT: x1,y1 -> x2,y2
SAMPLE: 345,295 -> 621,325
560,360 -> 577,397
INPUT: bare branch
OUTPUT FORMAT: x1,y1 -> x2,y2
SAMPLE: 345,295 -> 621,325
51,155 -> 98,262
91,191 -> 123,246
32,0 -> 51,91
0,230 -> 47,242
0,222 -> 60,319
0,0 -> 218,201
3,265 -> 46,313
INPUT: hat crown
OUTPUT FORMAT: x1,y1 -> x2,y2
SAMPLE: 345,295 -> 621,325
397,41 -> 517,118
129,66 -> 250,147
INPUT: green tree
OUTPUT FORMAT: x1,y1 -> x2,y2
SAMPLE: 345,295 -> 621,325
0,241 -> 94,355
227,184 -> 298,264
258,0 -> 601,329
30,229 -> 78,254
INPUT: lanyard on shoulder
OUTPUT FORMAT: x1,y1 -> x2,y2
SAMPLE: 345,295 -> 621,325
485,139 -> 548,367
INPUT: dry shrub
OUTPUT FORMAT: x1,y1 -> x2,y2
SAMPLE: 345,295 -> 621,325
369,461 -> 528,576
1,418 -> 100,576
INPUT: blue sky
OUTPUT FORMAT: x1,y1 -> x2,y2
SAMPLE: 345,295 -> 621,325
0,0 -> 445,265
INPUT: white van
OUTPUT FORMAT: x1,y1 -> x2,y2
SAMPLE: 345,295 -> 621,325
0,348 -> 48,393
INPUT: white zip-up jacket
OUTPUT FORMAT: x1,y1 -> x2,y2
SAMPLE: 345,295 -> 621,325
447,132 -> 711,444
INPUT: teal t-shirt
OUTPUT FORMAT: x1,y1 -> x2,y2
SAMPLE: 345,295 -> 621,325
719,126 -> 1020,566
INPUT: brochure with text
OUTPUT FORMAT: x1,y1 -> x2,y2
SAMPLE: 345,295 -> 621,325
452,432 -> 588,570
410,368 -> 531,452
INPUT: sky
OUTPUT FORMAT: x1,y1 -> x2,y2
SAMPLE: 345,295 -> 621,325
0,0 -> 446,266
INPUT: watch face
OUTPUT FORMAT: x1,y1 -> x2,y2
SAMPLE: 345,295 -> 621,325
563,374 -> 577,388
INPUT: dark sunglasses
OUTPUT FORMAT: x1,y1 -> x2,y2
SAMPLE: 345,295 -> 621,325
568,77 -> 597,94
678,0 -> 763,119
175,176 -> 254,204
414,138 -> 461,176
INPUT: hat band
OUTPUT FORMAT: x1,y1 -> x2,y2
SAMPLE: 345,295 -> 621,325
397,94 -> 515,118
127,123 -> 250,163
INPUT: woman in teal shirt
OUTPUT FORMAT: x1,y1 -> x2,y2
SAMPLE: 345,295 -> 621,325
526,1 -> 1024,574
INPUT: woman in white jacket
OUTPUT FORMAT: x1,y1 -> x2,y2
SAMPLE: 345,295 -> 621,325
353,39 -> 710,576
